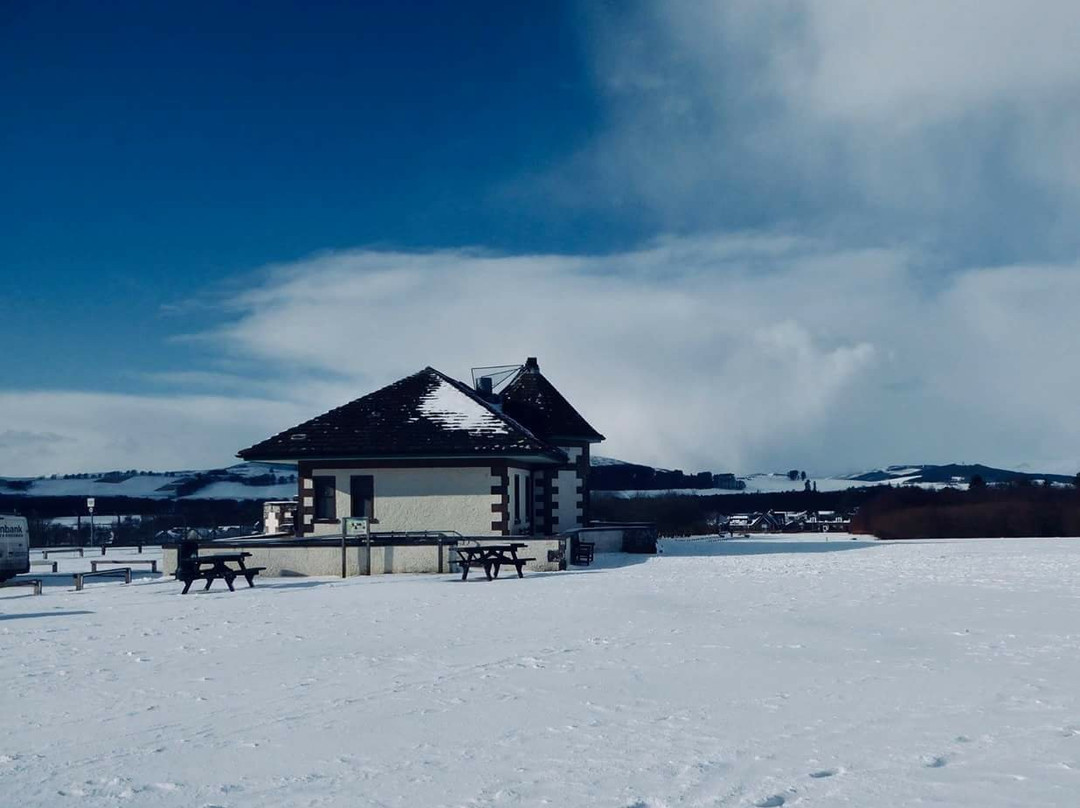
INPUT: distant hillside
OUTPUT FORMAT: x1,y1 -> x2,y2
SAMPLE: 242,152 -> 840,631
591,457 -> 1077,497
0,463 -> 296,502
845,463 -> 1077,487
4,457 -> 1073,505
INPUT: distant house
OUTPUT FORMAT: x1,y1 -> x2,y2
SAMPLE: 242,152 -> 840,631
806,510 -> 851,533
726,511 -> 783,533
775,510 -> 852,533
238,358 -> 604,538
775,511 -> 809,532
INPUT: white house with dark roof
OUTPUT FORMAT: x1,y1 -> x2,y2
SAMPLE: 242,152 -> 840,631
238,358 -> 604,539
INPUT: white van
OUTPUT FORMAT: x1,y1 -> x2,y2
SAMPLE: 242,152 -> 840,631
0,515 -> 30,582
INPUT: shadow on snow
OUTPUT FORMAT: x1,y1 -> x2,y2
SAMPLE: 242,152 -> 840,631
658,538 -> 882,557
0,610 -> 95,621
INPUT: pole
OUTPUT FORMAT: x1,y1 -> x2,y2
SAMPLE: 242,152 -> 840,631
365,520 -> 372,576
86,498 -> 95,549
341,518 -> 347,579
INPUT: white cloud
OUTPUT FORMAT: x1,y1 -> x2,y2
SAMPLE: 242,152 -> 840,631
192,238 -> 1080,475
5,238 -> 1079,476
0,392 -> 307,477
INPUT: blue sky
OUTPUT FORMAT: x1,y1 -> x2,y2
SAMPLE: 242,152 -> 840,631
2,1 -> 610,388
3,1 -> 1080,476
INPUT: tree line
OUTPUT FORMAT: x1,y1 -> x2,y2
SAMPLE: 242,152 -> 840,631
851,482 -> 1080,539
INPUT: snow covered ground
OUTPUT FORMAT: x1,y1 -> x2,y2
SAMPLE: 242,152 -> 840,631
4,535 -> 1080,807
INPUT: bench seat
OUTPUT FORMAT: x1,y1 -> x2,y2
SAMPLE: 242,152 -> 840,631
455,555 -> 536,581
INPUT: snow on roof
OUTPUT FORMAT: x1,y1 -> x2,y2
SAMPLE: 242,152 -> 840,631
417,377 -> 510,436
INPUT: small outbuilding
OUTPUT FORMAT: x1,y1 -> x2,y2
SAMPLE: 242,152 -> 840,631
237,357 -> 604,539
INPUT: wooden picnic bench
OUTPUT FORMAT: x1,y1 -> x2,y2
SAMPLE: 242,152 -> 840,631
453,543 -> 535,581
91,558 -> 158,573
0,578 -> 43,596
74,567 -> 131,591
177,552 -> 265,594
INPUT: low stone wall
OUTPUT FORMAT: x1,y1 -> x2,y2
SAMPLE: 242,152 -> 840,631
567,523 -> 658,554
574,528 -> 624,553
162,537 -> 562,578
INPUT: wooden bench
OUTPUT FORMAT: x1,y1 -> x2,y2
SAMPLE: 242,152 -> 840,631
100,544 -> 144,555
571,541 -> 595,566
42,547 -> 85,559
91,559 -> 158,573
30,560 -> 59,573
0,578 -> 43,596
74,567 -> 132,591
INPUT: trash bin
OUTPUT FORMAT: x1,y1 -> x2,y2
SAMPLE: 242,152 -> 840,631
176,538 -> 200,579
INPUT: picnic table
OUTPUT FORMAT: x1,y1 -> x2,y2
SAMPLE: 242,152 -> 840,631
453,542 -> 535,581
178,551 -> 265,594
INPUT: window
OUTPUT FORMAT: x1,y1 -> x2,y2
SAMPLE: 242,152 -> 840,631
314,476 -> 336,521
514,475 -> 521,523
350,475 -> 374,519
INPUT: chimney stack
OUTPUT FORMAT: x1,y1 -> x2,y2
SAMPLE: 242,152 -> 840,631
525,357 -> 539,370
477,376 -> 494,396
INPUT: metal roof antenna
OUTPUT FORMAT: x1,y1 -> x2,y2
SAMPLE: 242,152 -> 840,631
470,363 -> 523,396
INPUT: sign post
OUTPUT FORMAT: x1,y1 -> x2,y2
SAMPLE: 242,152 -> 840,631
341,517 -> 371,578
87,497 -> 96,548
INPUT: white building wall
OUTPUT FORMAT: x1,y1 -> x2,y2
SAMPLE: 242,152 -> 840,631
161,537 -> 562,577
308,466 -> 500,536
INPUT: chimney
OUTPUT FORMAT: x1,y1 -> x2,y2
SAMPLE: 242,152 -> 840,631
477,376 -> 494,397
525,357 -> 539,371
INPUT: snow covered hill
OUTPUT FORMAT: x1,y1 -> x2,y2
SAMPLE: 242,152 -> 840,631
3,458 -> 1071,504
591,457 -> 1075,497
0,463 -> 296,501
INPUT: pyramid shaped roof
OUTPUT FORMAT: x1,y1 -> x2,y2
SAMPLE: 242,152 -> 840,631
499,358 -> 605,444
